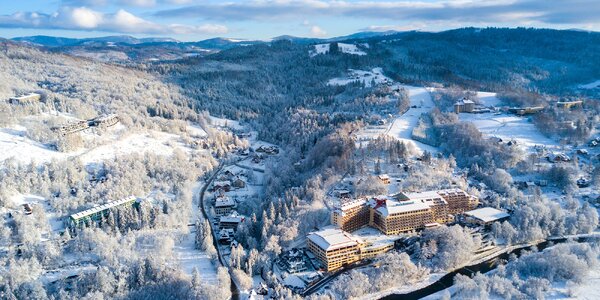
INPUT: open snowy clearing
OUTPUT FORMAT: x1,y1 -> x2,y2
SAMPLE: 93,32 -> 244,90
173,232 -> 218,284
475,91 -> 502,107
309,43 -> 367,57
9,193 -> 64,233
0,127 -> 67,163
546,268 -> 600,299
579,79 -> 600,89
459,113 -> 559,151
0,123 -> 207,165
328,68 -> 392,88
209,116 -> 244,131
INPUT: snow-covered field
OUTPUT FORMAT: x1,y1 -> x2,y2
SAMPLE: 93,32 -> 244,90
309,43 -> 367,57
0,122 -> 208,165
578,79 -> 600,89
459,113 -> 558,151
547,268 -> 600,299
476,91 -> 502,107
328,68 -> 391,88
209,116 -> 244,131
9,193 -> 64,233
0,126 -> 67,163
172,181 -> 219,283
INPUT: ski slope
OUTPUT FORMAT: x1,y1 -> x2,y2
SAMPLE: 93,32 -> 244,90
386,85 -> 438,154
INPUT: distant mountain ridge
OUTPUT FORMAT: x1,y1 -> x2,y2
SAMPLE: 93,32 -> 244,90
12,35 -> 180,47
10,31 -> 401,49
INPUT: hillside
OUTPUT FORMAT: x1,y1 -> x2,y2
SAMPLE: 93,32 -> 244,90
0,41 -> 243,299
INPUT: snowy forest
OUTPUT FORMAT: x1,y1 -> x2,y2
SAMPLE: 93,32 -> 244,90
1,27 -> 600,300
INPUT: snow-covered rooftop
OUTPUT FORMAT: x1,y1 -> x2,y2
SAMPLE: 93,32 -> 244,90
307,227 -> 361,251
337,198 -> 367,212
464,207 -> 509,223
376,199 -> 432,217
9,92 -> 40,100
402,190 -> 444,201
437,188 -> 469,196
220,215 -> 244,223
70,196 -> 137,220
213,180 -> 231,186
215,197 -> 235,207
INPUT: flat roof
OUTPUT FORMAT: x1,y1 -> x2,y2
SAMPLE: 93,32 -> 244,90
213,180 -> 231,186
402,190 -> 443,201
220,215 -> 244,223
215,197 -> 235,207
70,196 -> 136,220
464,207 -> 509,223
307,227 -> 361,251
10,92 -> 40,100
376,199 -> 431,217
337,198 -> 367,212
437,188 -> 469,196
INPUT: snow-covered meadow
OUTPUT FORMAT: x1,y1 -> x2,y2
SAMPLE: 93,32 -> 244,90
328,68 -> 392,88
309,43 -> 367,57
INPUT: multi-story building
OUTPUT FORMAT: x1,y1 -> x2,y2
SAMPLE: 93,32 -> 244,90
307,227 -> 398,272
454,98 -> 475,113
309,188 -> 479,271
215,196 -> 235,216
370,197 -> 436,235
219,213 -> 245,230
331,189 -> 478,235
437,189 -> 478,215
396,191 -> 451,224
331,199 -> 370,232
307,227 -> 362,272
66,196 -> 138,228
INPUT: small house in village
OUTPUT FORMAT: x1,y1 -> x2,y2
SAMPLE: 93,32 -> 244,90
212,180 -> 231,192
454,98 -> 475,113
219,213 -> 245,230
378,174 -> 391,184
215,196 -> 236,216
232,177 -> 246,189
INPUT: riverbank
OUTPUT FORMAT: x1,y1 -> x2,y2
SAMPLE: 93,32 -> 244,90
348,232 -> 600,300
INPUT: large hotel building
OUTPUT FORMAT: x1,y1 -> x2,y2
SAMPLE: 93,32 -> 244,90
307,227 -> 395,272
313,188 -> 478,271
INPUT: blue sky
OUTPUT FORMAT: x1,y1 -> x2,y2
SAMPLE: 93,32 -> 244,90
0,1 -> 599,41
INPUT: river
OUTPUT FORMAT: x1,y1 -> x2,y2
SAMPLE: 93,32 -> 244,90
381,236 -> 600,300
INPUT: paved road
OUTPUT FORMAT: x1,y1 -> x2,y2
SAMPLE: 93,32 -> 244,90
197,163 -> 242,299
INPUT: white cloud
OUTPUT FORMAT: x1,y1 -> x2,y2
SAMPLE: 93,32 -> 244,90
310,25 -> 327,37
63,0 -> 190,7
153,0 -> 600,29
66,7 -> 103,28
118,0 -> 157,7
0,6 -> 228,35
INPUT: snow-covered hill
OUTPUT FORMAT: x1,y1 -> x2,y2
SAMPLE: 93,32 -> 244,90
310,43 -> 367,57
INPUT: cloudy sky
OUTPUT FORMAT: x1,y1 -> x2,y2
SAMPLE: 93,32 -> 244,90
0,0 -> 598,41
